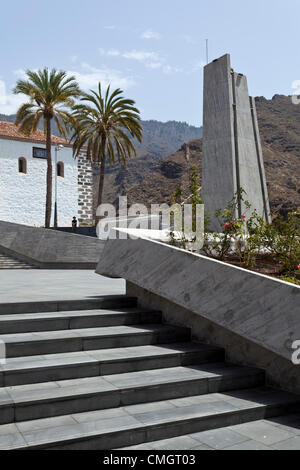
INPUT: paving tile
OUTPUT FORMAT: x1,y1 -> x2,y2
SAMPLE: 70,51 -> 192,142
9,380 -> 114,403
146,435 -> 200,450
224,440 -> 272,450
124,400 -> 176,415
190,428 -> 249,449
0,388 -> 13,405
228,420 -> 295,445
0,270 -> 125,304
0,423 -> 19,436
271,436 -> 300,450
57,375 -> 114,388
169,395 -> 221,407
72,407 -> 129,423
17,415 -> 77,433
0,431 -> 27,450
22,415 -> 140,447
144,366 -> 207,378
190,444 -> 214,450
103,370 -> 152,388
133,401 -> 237,426
268,414 -> 300,435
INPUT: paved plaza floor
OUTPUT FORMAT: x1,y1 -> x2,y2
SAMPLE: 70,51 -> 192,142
124,415 -> 300,450
0,269 -> 125,303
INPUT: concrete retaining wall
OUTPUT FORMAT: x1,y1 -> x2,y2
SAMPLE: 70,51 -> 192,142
96,228 -> 300,394
0,220 -> 104,268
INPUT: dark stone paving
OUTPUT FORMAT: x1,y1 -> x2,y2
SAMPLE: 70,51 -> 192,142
123,414 -> 300,450
0,270 -> 125,303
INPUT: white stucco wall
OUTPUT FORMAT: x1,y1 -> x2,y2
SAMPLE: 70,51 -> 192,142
0,138 -> 78,227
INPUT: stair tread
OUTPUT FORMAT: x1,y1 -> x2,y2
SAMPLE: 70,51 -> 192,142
0,308 -> 155,322
0,342 -> 219,372
0,254 -> 34,270
0,324 -> 184,344
1,387 -> 299,450
0,297 -> 295,450
0,363 -> 262,406
120,412 -> 300,450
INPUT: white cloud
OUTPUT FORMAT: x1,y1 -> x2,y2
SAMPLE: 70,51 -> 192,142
14,69 -> 27,79
104,25 -> 116,30
163,65 -> 183,75
0,79 -> 26,115
99,48 -> 120,57
99,47 -> 184,74
141,29 -> 161,40
122,50 -> 164,69
107,49 -> 120,57
100,47 -> 166,69
70,63 -> 136,91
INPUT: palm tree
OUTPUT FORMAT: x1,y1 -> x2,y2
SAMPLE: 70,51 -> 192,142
14,68 -> 81,228
72,84 -> 142,212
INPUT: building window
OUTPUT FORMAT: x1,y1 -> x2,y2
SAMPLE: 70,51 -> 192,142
18,157 -> 27,174
33,147 -> 47,159
57,162 -> 64,177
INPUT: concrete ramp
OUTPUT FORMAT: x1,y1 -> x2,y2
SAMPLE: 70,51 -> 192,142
0,220 -> 104,269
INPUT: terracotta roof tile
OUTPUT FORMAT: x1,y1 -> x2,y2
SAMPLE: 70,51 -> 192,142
0,121 -> 72,146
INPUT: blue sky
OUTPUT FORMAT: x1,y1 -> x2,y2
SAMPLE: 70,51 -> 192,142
1,0 -> 300,125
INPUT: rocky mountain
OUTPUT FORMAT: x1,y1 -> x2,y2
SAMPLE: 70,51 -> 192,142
93,151 -> 160,213
0,114 -> 202,159
131,120 -> 203,158
124,95 -> 300,217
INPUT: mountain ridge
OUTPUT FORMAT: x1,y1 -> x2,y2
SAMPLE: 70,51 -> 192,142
125,95 -> 300,217
0,113 -> 202,159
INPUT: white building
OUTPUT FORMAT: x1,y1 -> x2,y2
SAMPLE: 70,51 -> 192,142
0,121 -> 94,227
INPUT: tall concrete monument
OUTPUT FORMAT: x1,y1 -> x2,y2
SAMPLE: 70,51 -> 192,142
202,54 -> 271,230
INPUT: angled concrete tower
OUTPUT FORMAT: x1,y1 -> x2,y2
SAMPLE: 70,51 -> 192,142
202,54 -> 271,230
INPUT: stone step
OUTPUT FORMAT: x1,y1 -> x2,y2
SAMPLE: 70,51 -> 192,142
0,308 -> 162,334
119,413 -> 300,450
0,342 -> 224,387
1,324 -> 191,358
0,266 -> 33,269
0,262 -> 33,266
0,296 -> 137,315
1,387 -> 299,450
0,363 -> 264,424
0,254 -> 36,270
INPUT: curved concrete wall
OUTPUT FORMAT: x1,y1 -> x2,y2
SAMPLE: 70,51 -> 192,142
0,220 -> 104,268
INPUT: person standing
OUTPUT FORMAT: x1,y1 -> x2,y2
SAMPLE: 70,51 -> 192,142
72,216 -> 77,233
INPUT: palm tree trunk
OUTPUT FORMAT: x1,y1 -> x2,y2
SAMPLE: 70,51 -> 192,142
45,117 -> 52,228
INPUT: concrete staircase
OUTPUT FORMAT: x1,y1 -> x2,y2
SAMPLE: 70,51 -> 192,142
0,252 -> 36,269
0,296 -> 299,450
